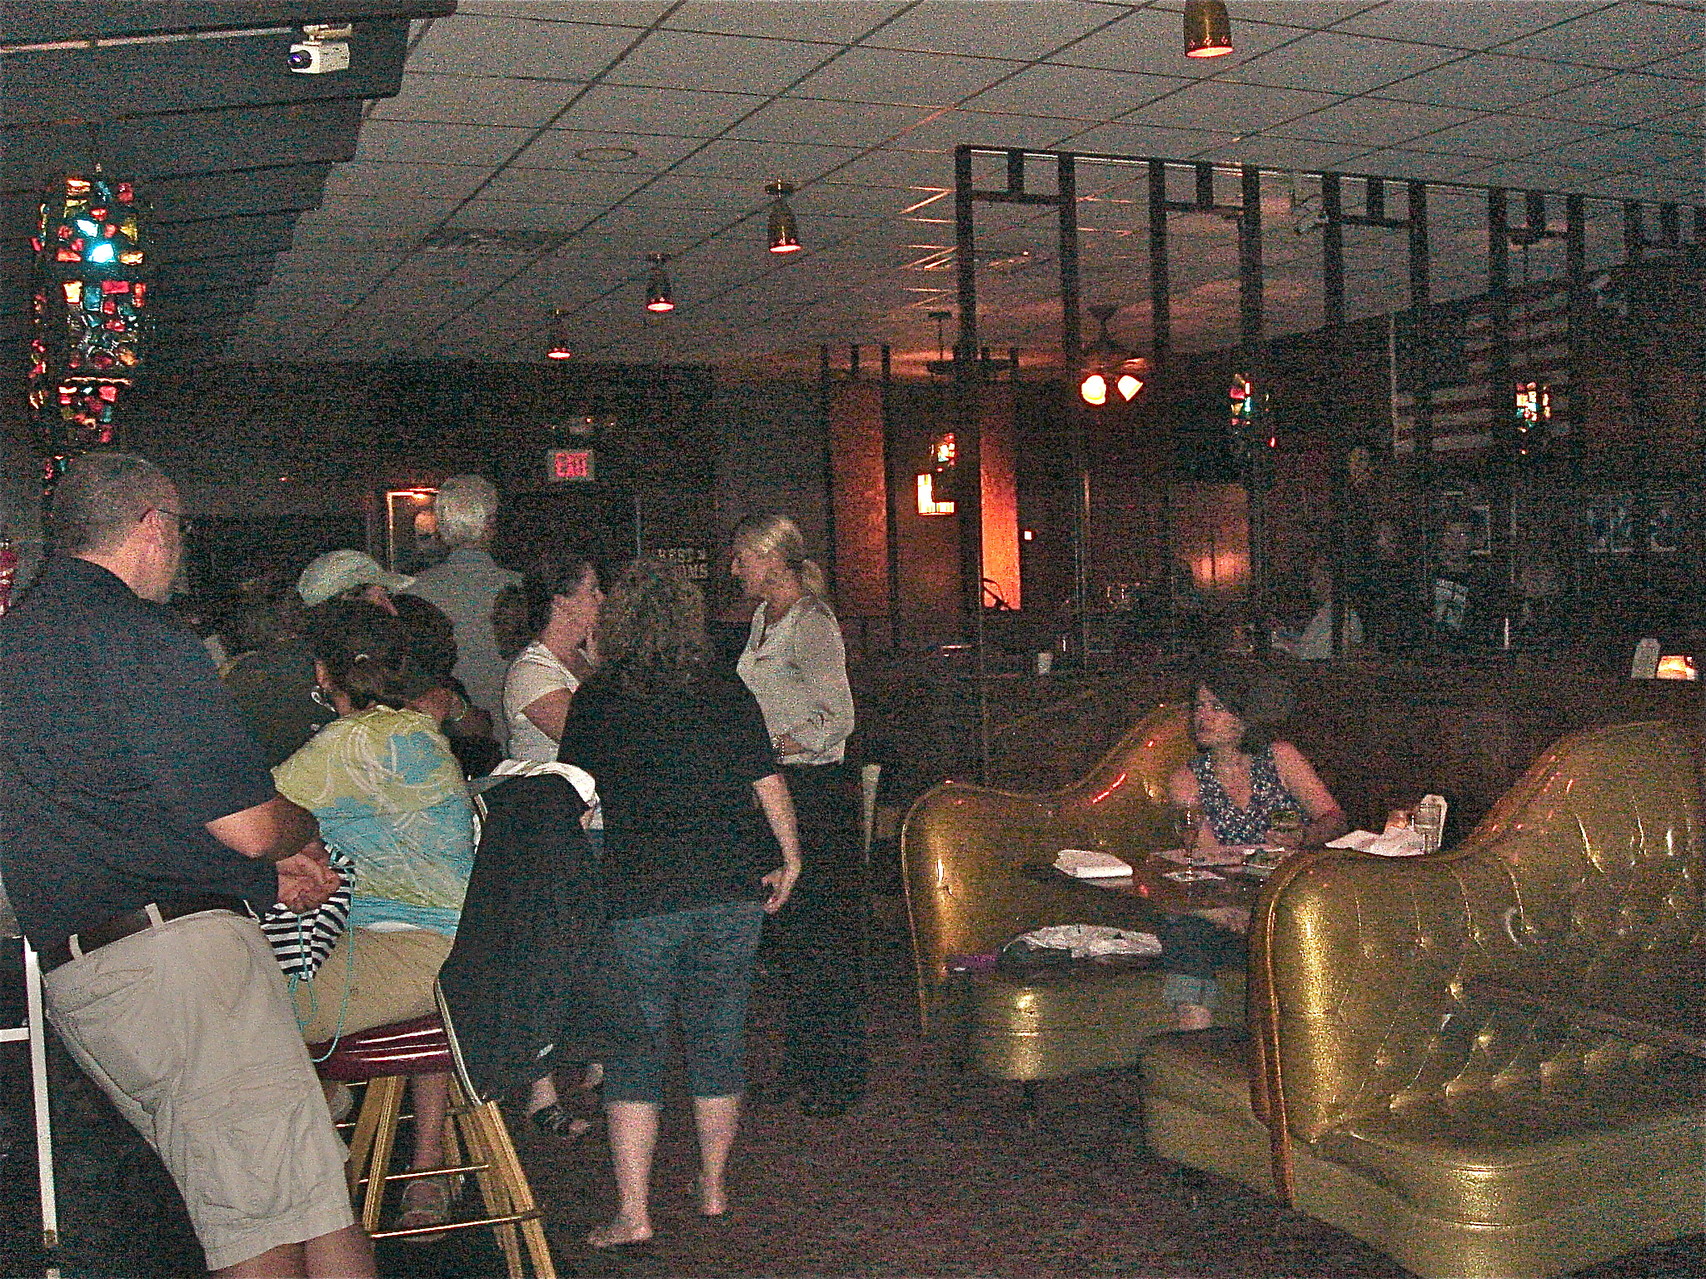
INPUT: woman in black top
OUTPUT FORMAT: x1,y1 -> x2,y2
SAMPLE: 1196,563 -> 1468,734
560,560 -> 802,1248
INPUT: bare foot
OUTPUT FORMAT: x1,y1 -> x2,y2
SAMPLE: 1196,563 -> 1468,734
691,1176 -> 727,1217
586,1218 -> 652,1248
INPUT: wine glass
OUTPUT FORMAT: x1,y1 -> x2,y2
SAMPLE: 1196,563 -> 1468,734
1269,806 -> 1304,848
1172,802 -> 1205,867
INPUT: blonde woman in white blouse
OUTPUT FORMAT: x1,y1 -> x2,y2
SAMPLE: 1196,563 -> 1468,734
730,513 -> 866,1116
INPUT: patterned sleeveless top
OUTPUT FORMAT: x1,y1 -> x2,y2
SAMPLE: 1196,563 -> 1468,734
1190,745 -> 1300,845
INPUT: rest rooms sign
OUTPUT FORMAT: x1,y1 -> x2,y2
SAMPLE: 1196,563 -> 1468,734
545,448 -> 595,482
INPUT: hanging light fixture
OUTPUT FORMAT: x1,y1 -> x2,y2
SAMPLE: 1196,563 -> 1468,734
766,179 -> 801,254
1078,304 -> 1148,406
546,308 -> 572,360
1184,0 -> 1234,58
645,252 -> 674,313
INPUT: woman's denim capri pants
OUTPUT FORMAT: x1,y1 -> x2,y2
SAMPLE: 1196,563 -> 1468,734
602,899 -> 766,1104
1157,911 -> 1245,1009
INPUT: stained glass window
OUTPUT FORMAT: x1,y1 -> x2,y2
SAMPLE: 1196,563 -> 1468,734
28,171 -> 148,488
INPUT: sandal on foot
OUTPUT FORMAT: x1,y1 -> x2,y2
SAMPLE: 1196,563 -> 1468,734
528,1101 -> 593,1139
586,1222 -> 653,1249
395,1177 -> 453,1243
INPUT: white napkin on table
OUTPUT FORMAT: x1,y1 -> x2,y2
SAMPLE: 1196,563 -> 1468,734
1053,848 -> 1132,878
1326,828 -> 1428,857
1015,924 -> 1162,959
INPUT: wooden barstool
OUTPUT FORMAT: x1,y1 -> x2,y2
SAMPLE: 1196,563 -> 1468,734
311,996 -> 556,1278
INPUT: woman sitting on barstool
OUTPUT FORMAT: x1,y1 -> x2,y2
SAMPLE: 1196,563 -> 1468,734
1162,661 -> 1347,1031
273,600 -> 476,1235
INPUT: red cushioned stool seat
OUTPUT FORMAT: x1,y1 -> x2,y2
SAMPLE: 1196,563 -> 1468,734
311,1013 -> 451,1082
309,1001 -> 556,1277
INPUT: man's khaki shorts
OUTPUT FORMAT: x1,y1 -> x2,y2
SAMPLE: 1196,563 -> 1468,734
45,909 -> 354,1271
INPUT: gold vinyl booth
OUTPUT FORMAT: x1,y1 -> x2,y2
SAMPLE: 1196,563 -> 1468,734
1141,720 -> 1706,1279
901,702 -> 1243,1081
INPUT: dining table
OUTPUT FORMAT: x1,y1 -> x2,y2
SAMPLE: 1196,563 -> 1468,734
1465,946 -> 1706,1059
1035,845 -> 1283,918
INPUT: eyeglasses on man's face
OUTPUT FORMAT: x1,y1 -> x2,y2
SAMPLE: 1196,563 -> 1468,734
143,507 -> 197,538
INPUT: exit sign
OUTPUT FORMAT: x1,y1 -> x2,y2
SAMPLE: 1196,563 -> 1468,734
545,448 -> 595,482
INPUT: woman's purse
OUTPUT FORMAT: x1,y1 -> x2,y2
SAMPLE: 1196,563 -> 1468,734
259,843 -> 355,979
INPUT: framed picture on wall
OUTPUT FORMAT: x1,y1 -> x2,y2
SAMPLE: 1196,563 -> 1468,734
1647,494 -> 1679,554
1585,493 -> 1636,554
1437,490 -> 1491,566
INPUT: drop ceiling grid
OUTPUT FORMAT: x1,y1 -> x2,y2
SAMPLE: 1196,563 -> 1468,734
232,0 -> 1703,365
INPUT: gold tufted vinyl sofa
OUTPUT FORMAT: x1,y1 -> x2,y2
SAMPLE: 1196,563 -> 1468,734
1140,719 -> 1706,1279
901,702 -> 1244,1082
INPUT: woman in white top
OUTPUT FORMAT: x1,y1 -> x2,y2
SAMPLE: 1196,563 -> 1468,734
502,557 -> 601,761
730,513 -> 866,1116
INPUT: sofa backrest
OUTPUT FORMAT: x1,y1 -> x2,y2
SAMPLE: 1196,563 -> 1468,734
901,702 -> 1193,1025
1252,719 -> 1703,1144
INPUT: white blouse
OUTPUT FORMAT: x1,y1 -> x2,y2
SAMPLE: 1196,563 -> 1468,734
735,595 -> 854,765
502,640 -> 580,763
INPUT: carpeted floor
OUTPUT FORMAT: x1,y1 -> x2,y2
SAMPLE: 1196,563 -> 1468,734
2,921 -> 1702,1278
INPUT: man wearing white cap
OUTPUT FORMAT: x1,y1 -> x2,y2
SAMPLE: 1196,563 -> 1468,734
222,551 -> 415,767
295,549 -> 414,612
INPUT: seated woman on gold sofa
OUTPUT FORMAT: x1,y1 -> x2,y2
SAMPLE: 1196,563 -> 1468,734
1163,662 -> 1346,1031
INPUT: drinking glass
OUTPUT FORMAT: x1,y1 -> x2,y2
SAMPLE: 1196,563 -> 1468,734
1172,803 -> 1205,866
1269,806 -> 1304,847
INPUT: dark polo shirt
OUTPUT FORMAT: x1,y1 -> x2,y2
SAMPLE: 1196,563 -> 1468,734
0,555 -> 277,954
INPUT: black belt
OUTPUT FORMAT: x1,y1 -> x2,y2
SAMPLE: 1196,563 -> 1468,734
42,894 -> 251,973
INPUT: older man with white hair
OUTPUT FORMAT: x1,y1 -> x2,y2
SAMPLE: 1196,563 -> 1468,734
403,475 -> 521,744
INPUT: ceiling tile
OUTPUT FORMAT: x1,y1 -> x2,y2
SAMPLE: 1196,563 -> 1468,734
1269,97 -> 1480,147
620,171 -> 764,211
1049,7 -> 1305,76
456,2 -> 673,23
322,161 -> 497,203
1519,71 -> 1703,124
444,198 -> 618,232
550,83 -> 767,135
1228,31 -> 1465,95
1405,113 -> 1607,160
1452,158 -> 1606,192
478,166 -> 654,204
1060,120 -> 1234,158
1191,136 -> 1384,173
828,149 -> 958,187
354,119 -> 533,167
1234,3 -> 1391,29
1331,2 -> 1605,49
659,2 -> 908,42
790,46 -> 1023,106
727,97 -> 938,147
962,65 -> 1183,119
369,72 -> 589,128
408,13 -> 646,80
605,29 -> 835,93
1120,79 -> 1343,134
1376,54 -> 1611,110
510,129 -> 706,170
895,110 -> 1084,152
861,0 -> 1126,61
1498,2 -> 1704,67
1334,147 -> 1492,183
668,138 -> 864,184
296,195 -> 466,230
1535,126 -> 1703,168
1638,106 -> 1703,136
1633,50 -> 1706,78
